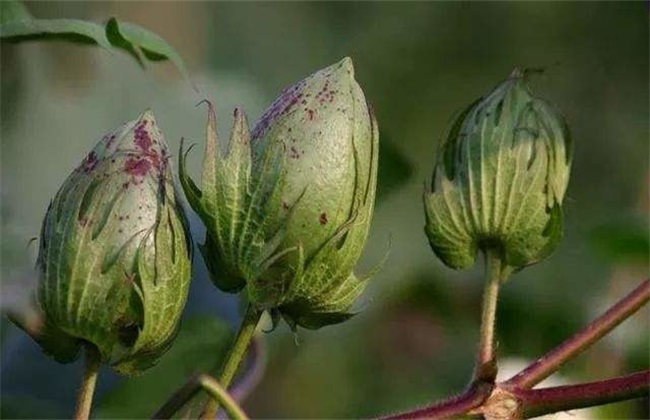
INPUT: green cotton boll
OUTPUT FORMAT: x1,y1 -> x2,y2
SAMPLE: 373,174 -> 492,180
424,69 -> 572,272
31,110 -> 192,375
181,57 -> 378,330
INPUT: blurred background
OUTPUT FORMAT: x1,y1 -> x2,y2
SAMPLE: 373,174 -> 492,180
1,2 -> 648,419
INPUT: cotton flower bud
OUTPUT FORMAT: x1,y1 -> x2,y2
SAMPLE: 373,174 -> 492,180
181,57 -> 378,330
30,110 -> 192,375
424,69 -> 572,271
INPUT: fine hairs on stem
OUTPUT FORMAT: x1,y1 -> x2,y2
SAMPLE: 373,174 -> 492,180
514,370 -> 650,418
474,248 -> 508,383
74,343 -> 101,420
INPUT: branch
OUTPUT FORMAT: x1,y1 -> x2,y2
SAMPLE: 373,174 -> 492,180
152,373 -> 203,419
513,370 -> 650,418
152,335 -> 266,419
230,336 -> 267,402
382,381 -> 492,419
201,305 -> 263,418
380,279 -> 649,419
504,279 -> 650,389
198,374 -> 249,420
151,373 -> 250,420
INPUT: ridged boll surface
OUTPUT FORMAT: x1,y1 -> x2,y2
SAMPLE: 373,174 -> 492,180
424,70 -> 572,271
181,58 -> 378,330
34,111 -> 192,374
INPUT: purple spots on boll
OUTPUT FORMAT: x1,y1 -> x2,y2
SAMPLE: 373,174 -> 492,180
315,81 -> 337,105
105,133 -> 117,149
81,151 -> 99,173
134,120 -> 153,152
251,80 -> 307,139
124,157 -> 152,177
123,123 -> 169,179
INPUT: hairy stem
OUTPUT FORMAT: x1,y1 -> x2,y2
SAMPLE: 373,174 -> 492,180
201,304 -> 263,419
474,249 -> 507,383
505,279 -> 650,389
383,381 -> 491,419
74,344 -> 101,420
514,370 -> 650,418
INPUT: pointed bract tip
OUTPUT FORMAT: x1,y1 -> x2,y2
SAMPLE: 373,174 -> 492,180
337,56 -> 355,78
509,68 -> 525,79
139,109 -> 156,123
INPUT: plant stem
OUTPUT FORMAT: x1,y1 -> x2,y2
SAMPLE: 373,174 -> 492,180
383,381 -> 491,419
151,336 -> 267,419
514,370 -> 650,418
380,279 -> 649,419
474,249 -> 507,383
201,304 -> 263,419
230,336 -> 268,402
74,344 -> 101,420
198,374 -> 250,420
504,279 -> 650,389
152,374 -> 203,419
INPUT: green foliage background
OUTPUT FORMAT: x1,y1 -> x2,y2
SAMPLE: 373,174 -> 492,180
1,2 -> 648,418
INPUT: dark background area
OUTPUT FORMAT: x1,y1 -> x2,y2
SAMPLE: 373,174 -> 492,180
1,2 -> 648,418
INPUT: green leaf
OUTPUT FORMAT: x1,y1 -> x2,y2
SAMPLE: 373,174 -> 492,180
0,395 -> 66,419
0,1 -> 32,24
0,3 -> 191,81
94,316 -> 232,419
105,17 -> 190,81
589,217 -> 650,264
0,18 -> 111,48
376,134 -> 414,201
295,311 -> 357,330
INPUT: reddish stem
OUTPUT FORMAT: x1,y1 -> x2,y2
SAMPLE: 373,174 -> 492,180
381,279 -> 650,419
383,381 -> 491,419
513,370 -> 650,418
505,279 -> 650,389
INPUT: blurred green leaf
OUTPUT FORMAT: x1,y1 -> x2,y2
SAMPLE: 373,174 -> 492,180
94,316 -> 232,419
105,17 -> 191,80
0,2 -> 190,81
0,0 -> 32,24
0,395 -> 66,419
0,18 -> 111,48
589,217 -> 649,264
377,134 -> 414,201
